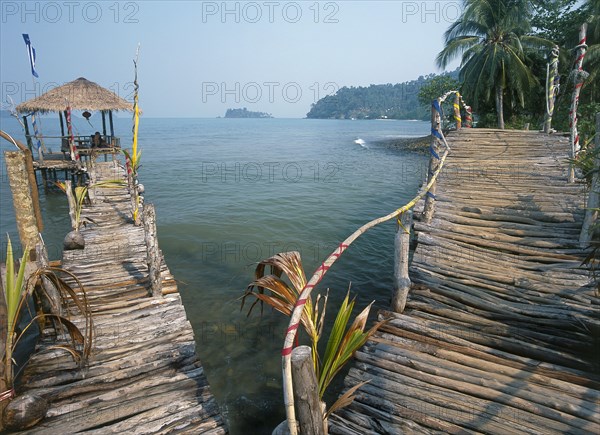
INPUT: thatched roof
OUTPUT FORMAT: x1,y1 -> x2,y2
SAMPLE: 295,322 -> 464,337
16,77 -> 134,113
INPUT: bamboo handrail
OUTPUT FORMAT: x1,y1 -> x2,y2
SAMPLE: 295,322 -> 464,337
280,91 -> 472,434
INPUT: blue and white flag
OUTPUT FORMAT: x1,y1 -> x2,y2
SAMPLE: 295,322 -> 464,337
22,34 -> 39,78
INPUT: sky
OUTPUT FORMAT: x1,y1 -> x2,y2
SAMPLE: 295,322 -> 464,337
0,1 -> 462,118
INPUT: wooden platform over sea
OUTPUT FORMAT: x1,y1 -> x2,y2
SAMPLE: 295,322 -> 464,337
11,160 -> 228,434
329,129 -> 600,434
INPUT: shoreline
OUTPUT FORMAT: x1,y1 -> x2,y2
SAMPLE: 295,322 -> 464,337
376,135 -> 431,154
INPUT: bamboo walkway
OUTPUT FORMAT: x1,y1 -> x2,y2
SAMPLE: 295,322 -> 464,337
16,161 -> 228,434
330,129 -> 600,434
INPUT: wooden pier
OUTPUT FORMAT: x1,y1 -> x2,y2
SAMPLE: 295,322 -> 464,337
14,161 -> 228,433
329,129 -> 600,434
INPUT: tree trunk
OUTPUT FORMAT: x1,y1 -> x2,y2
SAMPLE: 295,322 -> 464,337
495,84 -> 505,129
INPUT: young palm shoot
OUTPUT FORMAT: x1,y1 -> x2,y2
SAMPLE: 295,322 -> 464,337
242,251 -> 386,416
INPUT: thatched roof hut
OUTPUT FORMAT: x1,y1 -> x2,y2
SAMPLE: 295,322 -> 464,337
16,77 -> 133,114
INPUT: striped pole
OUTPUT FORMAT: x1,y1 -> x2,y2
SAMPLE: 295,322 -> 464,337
65,105 -> 79,162
544,45 -> 560,133
569,23 -> 589,183
453,92 -> 461,129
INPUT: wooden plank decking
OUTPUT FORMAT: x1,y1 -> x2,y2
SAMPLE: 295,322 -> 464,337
16,161 -> 228,434
330,129 -> 600,434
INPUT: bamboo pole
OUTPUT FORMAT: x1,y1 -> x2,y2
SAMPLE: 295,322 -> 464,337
291,346 -> 325,435
569,23 -> 589,183
392,210 -> 412,313
580,113 -> 600,247
454,93 -> 461,129
544,45 -> 560,133
63,180 -> 78,230
423,99 -> 442,223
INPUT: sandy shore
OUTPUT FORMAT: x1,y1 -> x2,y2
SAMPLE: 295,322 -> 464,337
375,135 -> 431,154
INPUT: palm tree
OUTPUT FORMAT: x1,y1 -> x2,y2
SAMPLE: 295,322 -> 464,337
437,0 -> 552,128
583,0 -> 600,95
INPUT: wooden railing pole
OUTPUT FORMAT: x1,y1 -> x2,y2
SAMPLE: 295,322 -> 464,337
291,346 -> 325,435
143,203 -> 163,297
4,151 -> 39,260
580,113 -> 600,247
63,180 -> 78,230
423,99 -> 441,223
454,93 -> 462,129
392,210 -> 413,313
569,23 -> 588,183
544,45 -> 560,134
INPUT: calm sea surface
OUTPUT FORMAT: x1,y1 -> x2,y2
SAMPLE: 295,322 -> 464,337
0,117 -> 429,433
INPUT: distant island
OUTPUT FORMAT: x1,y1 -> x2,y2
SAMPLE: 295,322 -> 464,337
225,108 -> 273,118
306,70 -> 459,120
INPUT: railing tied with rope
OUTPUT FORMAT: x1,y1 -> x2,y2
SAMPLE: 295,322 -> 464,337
280,90 -> 472,434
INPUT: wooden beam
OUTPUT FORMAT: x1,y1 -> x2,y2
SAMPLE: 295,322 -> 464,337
423,100 -> 441,223
109,111 -> 115,137
143,204 -> 163,297
102,111 -> 107,137
4,151 -> 39,259
291,346 -> 325,435
392,210 -> 412,313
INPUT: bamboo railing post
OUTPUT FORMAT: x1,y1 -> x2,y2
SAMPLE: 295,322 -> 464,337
291,346 -> 325,435
580,113 -> 600,247
143,204 -> 163,297
392,210 -> 412,313
63,180 -> 78,230
4,151 -> 39,260
569,23 -> 589,183
454,93 -> 462,129
423,99 -> 441,223
544,45 -> 560,133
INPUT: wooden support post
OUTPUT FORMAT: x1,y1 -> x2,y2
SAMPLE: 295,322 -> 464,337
423,100 -> 441,223
23,149 -> 43,233
59,112 -> 65,136
291,346 -> 325,435
544,45 -> 560,134
87,160 -> 97,204
454,93 -> 461,129
41,168 -> 48,193
102,111 -> 107,137
4,151 -> 39,260
580,113 -> 600,247
143,204 -> 163,297
63,180 -> 78,230
569,23 -> 588,183
109,110 -> 115,138
392,210 -> 413,313
22,116 -> 33,151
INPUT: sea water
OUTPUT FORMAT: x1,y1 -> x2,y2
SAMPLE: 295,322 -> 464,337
0,116 -> 429,433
